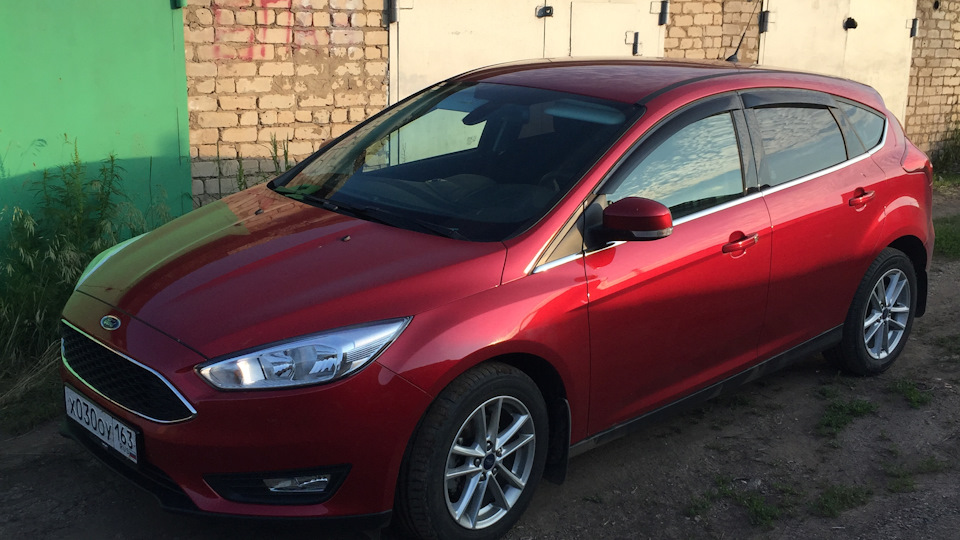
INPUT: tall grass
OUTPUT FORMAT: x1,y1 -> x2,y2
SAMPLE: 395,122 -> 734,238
932,127 -> 960,177
0,142 -> 169,433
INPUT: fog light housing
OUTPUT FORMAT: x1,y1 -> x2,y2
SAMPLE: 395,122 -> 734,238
264,474 -> 330,493
205,465 -> 350,505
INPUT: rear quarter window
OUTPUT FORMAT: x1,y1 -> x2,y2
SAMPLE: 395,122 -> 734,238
753,107 -> 847,187
838,102 -> 886,150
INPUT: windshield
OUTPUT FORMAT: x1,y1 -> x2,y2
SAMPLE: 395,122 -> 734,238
273,82 -> 640,241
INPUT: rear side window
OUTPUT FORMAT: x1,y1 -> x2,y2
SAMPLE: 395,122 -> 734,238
753,107 -> 846,187
608,112 -> 744,219
839,102 -> 885,149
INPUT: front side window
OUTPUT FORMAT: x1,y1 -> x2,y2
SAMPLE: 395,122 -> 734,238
608,113 -> 745,219
753,106 -> 846,187
275,82 -> 640,241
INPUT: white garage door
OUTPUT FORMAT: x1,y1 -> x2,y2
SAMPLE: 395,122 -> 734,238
390,0 -> 665,102
759,0 -> 916,120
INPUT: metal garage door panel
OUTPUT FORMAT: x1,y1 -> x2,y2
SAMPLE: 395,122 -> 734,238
759,0 -> 849,76
569,2 -> 662,57
393,0 -> 546,100
759,0 -> 916,122
842,0 -> 915,120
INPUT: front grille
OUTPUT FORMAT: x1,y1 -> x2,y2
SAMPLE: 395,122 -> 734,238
61,322 -> 196,423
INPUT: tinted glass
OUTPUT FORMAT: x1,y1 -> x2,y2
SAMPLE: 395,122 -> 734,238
754,107 -> 846,186
276,83 -> 639,241
839,102 -> 885,149
609,113 -> 744,219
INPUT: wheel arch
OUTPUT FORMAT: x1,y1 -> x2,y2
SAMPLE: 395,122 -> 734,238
887,235 -> 927,316
493,353 -> 571,484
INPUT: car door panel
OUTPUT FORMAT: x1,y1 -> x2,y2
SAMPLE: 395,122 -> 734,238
585,197 -> 771,430
758,156 -> 887,358
742,91 -> 889,359
582,97 -> 772,433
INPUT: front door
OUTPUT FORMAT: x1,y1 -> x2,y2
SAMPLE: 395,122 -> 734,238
585,96 -> 772,432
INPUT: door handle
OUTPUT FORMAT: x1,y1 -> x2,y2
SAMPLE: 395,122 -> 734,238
848,190 -> 875,206
722,233 -> 759,253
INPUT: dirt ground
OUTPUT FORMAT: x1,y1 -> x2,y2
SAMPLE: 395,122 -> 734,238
2,190 -> 958,540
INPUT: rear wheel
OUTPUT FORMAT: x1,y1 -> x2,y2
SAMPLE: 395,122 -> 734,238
396,362 -> 548,540
826,248 -> 917,375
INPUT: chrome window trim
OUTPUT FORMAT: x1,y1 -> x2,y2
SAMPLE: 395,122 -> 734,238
524,240 -> 555,275
61,319 -> 198,424
528,111 -> 889,275
759,119 -> 888,197
671,191 -> 764,227
532,252 -> 585,274
531,191 -> 766,273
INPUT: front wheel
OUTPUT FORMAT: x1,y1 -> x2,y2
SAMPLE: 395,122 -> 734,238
827,248 -> 917,375
395,362 -> 548,540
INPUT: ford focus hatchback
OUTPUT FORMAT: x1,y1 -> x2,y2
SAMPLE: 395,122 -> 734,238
60,59 -> 934,539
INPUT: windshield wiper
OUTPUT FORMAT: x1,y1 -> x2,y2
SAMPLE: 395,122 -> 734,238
338,204 -> 469,241
275,187 -> 468,240
273,186 -> 340,211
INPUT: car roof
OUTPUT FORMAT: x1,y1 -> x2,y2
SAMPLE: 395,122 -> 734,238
454,58 -> 884,110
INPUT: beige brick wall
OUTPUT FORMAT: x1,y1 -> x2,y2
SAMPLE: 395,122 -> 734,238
664,0 -> 760,63
905,2 -> 960,156
184,0 -> 388,204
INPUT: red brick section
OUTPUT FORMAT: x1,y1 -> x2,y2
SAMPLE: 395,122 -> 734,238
905,2 -> 960,155
663,0 -> 760,64
184,0 -> 388,204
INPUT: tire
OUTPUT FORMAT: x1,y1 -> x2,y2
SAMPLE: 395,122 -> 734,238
827,248 -> 917,375
395,362 -> 549,540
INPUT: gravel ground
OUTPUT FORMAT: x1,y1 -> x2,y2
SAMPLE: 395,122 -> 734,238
2,190 -> 958,540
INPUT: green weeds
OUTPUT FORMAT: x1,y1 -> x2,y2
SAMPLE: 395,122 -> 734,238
883,455 -> 948,493
816,399 -> 877,437
933,215 -> 960,260
932,127 -> 960,175
0,141 -> 169,434
685,477 -> 783,528
936,333 -> 960,355
813,484 -> 872,517
887,379 -> 933,408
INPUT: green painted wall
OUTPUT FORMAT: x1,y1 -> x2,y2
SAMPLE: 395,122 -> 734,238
0,1 -> 191,218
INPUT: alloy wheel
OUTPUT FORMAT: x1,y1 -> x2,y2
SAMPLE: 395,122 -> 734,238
863,268 -> 911,360
443,396 -> 536,530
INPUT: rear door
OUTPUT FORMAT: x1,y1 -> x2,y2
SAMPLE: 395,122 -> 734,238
743,89 -> 888,360
584,95 -> 772,432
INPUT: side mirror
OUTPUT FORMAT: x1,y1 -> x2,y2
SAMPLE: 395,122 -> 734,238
602,197 -> 673,240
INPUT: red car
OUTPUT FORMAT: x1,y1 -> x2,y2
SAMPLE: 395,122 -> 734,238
61,59 -> 934,539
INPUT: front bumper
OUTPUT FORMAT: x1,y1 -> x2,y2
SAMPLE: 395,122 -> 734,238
58,418 -> 391,529
60,293 -> 431,520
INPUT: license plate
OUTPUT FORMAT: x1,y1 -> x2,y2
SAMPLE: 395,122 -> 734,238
64,386 -> 139,464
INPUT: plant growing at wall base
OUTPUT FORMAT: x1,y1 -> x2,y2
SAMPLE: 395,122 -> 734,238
932,127 -> 960,175
0,141 -> 170,434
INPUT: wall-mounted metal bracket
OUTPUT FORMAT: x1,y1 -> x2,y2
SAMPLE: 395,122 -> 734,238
758,10 -> 770,33
537,5 -> 554,18
909,18 -> 919,38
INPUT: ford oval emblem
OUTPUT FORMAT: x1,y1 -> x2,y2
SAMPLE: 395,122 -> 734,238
100,315 -> 122,331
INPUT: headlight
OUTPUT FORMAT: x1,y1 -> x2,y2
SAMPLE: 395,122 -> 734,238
197,318 -> 410,390
75,234 -> 144,289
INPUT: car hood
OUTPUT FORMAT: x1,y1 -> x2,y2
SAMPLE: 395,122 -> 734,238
77,185 -> 506,359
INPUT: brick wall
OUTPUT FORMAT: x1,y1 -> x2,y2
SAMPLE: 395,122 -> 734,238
905,1 -> 960,155
663,0 -> 761,64
184,0 -> 388,205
